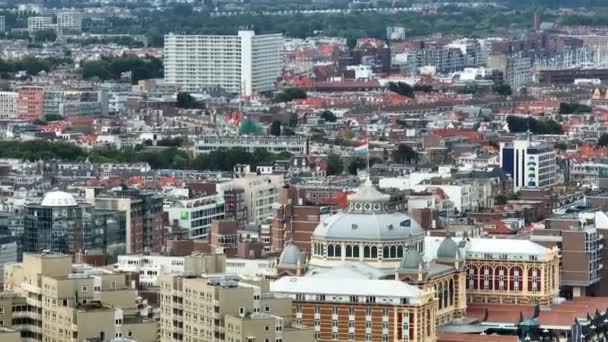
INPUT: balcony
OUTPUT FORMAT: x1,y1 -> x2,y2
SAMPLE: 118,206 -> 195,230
21,283 -> 41,294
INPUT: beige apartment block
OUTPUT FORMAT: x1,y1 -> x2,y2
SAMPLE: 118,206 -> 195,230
2,252 -> 159,342
159,273 -> 313,342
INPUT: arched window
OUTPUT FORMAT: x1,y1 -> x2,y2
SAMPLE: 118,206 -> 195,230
335,245 -> 342,257
494,266 -> 508,291
383,246 -> 389,258
390,246 -> 397,258
442,281 -> 449,308
449,279 -> 454,306
481,265 -> 493,290
397,246 -> 404,257
371,246 -> 378,258
364,246 -> 370,258
467,265 -> 479,290
353,245 -> 360,258
346,245 -> 352,257
528,267 -> 541,292
437,283 -> 443,309
509,266 -> 523,292
327,244 -> 334,257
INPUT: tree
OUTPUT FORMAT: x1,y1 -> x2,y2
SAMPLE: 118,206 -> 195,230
554,141 -> 568,151
348,157 -> 366,175
388,82 -> 414,98
320,110 -> 337,122
598,133 -> 608,147
326,153 -> 344,175
176,92 -> 197,109
413,84 -> 433,92
32,30 -> 56,42
495,192 -> 519,205
493,84 -> 512,96
44,114 -> 63,122
288,112 -> 298,128
274,88 -> 307,103
270,120 -> 282,136
506,116 -> 563,135
157,137 -> 185,147
80,55 -> 163,84
559,102 -> 592,114
393,144 -> 418,164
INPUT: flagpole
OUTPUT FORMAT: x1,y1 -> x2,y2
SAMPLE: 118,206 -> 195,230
366,144 -> 370,179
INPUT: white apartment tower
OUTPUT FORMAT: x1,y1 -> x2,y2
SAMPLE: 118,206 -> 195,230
500,138 -> 557,192
56,11 -> 82,32
164,30 -> 284,95
27,16 -> 54,32
0,92 -> 17,119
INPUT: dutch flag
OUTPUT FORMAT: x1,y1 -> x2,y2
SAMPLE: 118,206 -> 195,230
354,141 -> 369,154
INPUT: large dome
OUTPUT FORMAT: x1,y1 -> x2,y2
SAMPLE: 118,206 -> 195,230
313,211 -> 422,241
399,248 -> 424,270
40,191 -> 77,207
312,179 -> 422,241
437,237 -> 459,259
278,243 -> 304,267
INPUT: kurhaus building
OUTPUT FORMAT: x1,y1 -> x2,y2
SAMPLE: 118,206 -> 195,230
271,179 -> 561,341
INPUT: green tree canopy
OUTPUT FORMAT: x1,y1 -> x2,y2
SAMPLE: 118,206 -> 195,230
320,110 -> 337,122
598,133 -> 608,147
506,116 -> 563,135
559,102 -> 592,114
493,84 -> 512,96
270,120 -> 282,136
326,153 -> 344,175
274,88 -> 307,103
393,144 -> 418,164
388,82 -> 414,98
348,157 -> 366,175
176,92 -> 198,109
80,55 -> 163,84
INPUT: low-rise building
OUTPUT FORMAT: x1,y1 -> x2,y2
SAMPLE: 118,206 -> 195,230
159,273 -> 312,342
2,252 -> 158,341
194,135 -> 308,155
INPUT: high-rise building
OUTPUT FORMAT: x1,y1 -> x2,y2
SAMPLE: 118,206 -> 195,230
164,193 -> 225,239
164,30 -> 284,95
271,185 -> 320,254
0,16 -> 5,33
23,191 -> 94,254
56,11 -> 82,32
2,252 -> 158,341
488,54 -> 532,90
17,87 -> 44,121
86,188 -> 164,254
23,191 -> 126,259
500,138 -> 557,192
0,92 -> 17,120
27,16 -> 54,32
159,273 -> 313,342
233,174 -> 284,224
0,235 -> 17,283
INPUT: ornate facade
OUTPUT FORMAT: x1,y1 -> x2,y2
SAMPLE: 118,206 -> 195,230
272,180 -> 560,341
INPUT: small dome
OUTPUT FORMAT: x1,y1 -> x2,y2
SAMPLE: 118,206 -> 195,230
40,191 -> 77,207
437,237 -> 459,259
279,243 -> 304,267
399,248 -> 424,270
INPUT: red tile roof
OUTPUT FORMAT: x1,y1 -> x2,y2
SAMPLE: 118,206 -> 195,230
438,333 -> 518,342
